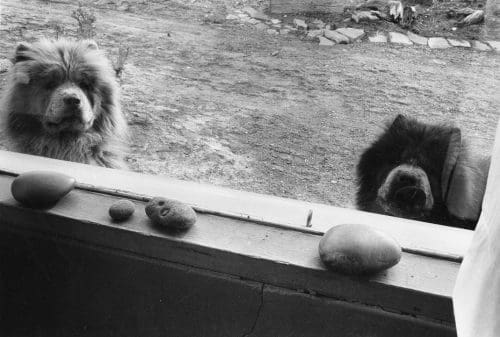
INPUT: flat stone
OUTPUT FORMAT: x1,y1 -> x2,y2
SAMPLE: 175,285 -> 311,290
225,14 -> 239,20
472,41 -> 491,51
279,29 -> 291,35
266,29 -> 279,35
0,58 -> 12,73
389,32 -> 412,45
293,18 -> 308,30
428,37 -> 450,49
319,224 -> 402,275
11,171 -> 76,209
407,31 -> 428,45
307,29 -> 324,39
318,36 -> 335,46
271,19 -> 281,25
488,41 -> 500,52
311,19 -> 326,29
109,199 -> 135,222
447,39 -> 471,48
255,23 -> 268,30
368,32 -> 387,43
242,6 -> 269,21
335,27 -> 365,41
324,30 -> 350,44
146,197 -> 197,230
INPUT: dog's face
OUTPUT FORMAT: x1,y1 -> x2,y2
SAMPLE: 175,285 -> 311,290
356,115 -> 460,222
8,39 -> 115,135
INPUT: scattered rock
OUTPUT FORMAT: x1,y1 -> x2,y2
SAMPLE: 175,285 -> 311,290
271,19 -> 281,25
311,19 -> 326,29
325,30 -> 350,44
145,197 -> 197,230
293,18 -> 308,30
109,199 -> 135,222
318,36 -> 336,46
280,29 -> 291,35
267,28 -> 279,35
203,13 -> 225,24
446,7 -> 475,19
307,29 -> 324,39
271,50 -> 279,56
447,38 -> 471,48
242,6 -> 269,21
226,14 -> 239,20
352,11 -> 379,23
0,58 -> 12,73
11,171 -> 76,209
471,41 -> 491,51
389,31 -> 413,45
335,27 -> 365,41
458,10 -> 484,26
255,23 -> 268,30
488,41 -> 500,52
407,31 -> 428,45
318,224 -> 402,275
428,37 -> 450,49
368,32 -> 387,43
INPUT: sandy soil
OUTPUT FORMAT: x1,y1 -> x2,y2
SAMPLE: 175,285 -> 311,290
0,0 -> 499,208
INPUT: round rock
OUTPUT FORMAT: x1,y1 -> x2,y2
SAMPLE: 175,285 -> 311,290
145,197 -> 197,230
318,224 -> 402,275
109,199 -> 135,222
11,171 -> 76,209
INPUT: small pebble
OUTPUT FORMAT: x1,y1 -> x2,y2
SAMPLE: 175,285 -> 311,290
318,224 -> 402,275
145,197 -> 197,230
11,171 -> 75,209
109,199 -> 135,222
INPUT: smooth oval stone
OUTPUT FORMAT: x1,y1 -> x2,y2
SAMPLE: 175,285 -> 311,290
109,199 -> 135,222
11,171 -> 76,209
318,224 -> 402,275
145,197 -> 196,230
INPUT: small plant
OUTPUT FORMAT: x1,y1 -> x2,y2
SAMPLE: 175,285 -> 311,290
113,45 -> 130,79
48,20 -> 65,39
71,2 -> 97,39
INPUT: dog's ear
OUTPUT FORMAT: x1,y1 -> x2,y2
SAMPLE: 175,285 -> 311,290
441,127 -> 462,201
83,40 -> 99,50
13,42 -> 32,63
388,114 -> 409,132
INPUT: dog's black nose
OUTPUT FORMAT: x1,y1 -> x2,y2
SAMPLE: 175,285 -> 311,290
63,96 -> 80,106
397,173 -> 417,186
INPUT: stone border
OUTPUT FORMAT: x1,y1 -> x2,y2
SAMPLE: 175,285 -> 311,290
227,7 -> 500,53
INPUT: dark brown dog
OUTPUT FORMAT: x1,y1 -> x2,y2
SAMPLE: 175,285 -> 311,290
356,114 -> 489,229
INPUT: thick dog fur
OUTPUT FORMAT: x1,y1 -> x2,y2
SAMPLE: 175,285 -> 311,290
0,39 -> 128,169
356,114 -> 489,229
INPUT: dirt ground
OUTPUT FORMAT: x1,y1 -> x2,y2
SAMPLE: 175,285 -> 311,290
0,0 -> 499,208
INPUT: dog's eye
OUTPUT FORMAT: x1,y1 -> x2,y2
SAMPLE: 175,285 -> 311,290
79,81 -> 92,92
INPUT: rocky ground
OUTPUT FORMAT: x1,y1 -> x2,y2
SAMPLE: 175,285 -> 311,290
0,0 -> 499,209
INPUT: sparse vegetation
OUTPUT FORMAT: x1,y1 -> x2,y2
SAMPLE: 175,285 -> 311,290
71,2 -> 97,39
48,19 -> 65,39
113,45 -> 130,79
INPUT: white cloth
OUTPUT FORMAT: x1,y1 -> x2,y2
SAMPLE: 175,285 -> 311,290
453,121 -> 500,337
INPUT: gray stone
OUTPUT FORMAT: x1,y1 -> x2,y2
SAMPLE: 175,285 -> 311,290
242,6 -> 269,21
352,11 -> 379,23
255,23 -> 268,30
0,58 -> 12,73
368,32 -> 387,43
447,39 -> 471,48
311,19 -> 326,29
293,18 -> 308,30
488,41 -> 500,52
389,32 -> 412,45
318,36 -> 335,46
472,41 -> 491,51
319,224 -> 402,275
335,27 -> 365,41
225,14 -> 239,20
407,31 -> 428,45
307,29 -> 324,39
324,30 -> 350,44
428,37 -> 450,49
271,19 -> 281,25
266,29 -> 279,35
279,29 -> 291,35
